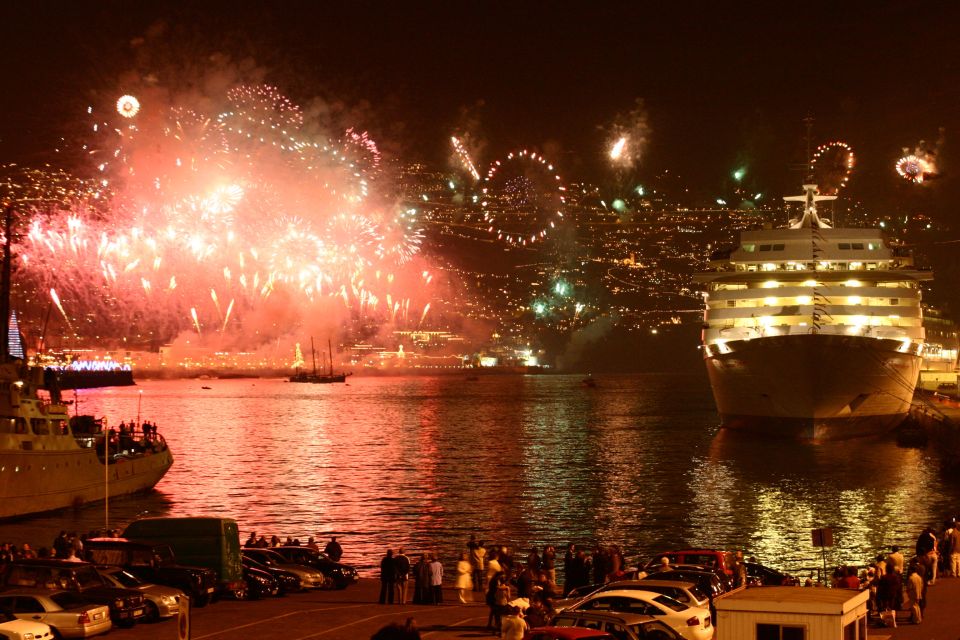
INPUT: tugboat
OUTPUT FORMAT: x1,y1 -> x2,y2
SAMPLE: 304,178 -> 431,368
0,206 -> 173,519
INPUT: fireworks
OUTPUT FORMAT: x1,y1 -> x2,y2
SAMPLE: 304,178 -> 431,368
605,99 -> 650,170
895,131 -> 944,184
811,141 -> 855,194
116,95 -> 140,118
481,150 -> 566,245
13,83 -> 432,344
450,136 -> 481,182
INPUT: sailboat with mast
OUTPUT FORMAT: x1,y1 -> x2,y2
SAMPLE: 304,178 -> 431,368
288,337 -> 352,384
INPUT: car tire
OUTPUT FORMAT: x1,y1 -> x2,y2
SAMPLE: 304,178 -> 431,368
193,593 -> 210,608
50,628 -> 64,640
145,601 -> 160,622
233,585 -> 250,601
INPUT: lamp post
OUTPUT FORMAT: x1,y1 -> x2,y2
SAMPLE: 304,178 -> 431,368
104,424 -> 111,532
136,389 -> 143,427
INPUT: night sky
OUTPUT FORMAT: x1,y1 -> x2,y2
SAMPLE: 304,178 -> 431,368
3,1 -> 960,216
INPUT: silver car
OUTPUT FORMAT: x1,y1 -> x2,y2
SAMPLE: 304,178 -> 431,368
96,567 -> 182,621
0,590 -> 111,638
241,549 -> 328,590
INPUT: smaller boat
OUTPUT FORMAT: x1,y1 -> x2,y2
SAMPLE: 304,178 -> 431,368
289,338 -> 352,384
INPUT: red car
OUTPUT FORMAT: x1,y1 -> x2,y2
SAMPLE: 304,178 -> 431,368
526,628 -> 617,640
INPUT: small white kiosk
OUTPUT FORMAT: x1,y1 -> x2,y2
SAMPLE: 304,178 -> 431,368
715,586 -> 870,640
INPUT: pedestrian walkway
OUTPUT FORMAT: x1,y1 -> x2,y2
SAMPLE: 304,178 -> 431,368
883,575 -> 960,640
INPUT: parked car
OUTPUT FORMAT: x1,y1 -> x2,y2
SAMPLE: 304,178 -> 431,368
642,569 -> 728,599
571,590 -> 712,640
0,609 -> 54,640
642,550 -> 735,578
1,560 -> 144,627
83,538 -> 218,607
744,562 -> 797,586
524,628 -> 617,640
550,610 -> 685,639
598,580 -> 710,608
96,566 -> 183,621
123,517 -> 244,599
0,589 -> 111,638
240,555 -> 300,594
238,560 -> 280,599
241,549 -> 327,590
270,546 -> 359,589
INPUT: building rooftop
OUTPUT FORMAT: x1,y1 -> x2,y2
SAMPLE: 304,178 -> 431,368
716,586 -> 869,615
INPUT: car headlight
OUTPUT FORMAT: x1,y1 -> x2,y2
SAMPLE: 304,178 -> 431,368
161,595 -> 176,604
114,598 -> 124,609
23,634 -> 34,640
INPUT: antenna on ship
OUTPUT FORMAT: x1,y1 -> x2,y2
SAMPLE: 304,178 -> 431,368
784,116 -> 835,229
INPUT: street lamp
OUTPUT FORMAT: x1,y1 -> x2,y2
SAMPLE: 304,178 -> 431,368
136,389 -> 143,427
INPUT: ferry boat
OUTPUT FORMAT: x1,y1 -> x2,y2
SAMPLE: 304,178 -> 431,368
0,365 -> 173,519
694,184 -> 932,440
0,209 -> 173,519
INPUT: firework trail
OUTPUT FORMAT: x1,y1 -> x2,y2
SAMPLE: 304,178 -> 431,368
451,136 -> 481,182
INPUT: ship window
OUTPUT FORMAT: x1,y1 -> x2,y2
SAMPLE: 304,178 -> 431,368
31,419 -> 49,435
839,243 -> 851,250
890,298 -> 899,305
0,417 -> 14,433
742,244 -> 756,252
759,244 -> 772,251
14,418 -> 27,434
773,244 -> 785,251
727,300 -> 736,308
852,243 -> 864,250
868,242 -> 879,250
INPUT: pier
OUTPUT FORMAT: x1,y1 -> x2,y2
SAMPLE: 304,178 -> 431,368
89,575 -> 960,639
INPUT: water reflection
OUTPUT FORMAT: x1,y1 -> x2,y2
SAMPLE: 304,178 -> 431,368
1,374 -> 957,577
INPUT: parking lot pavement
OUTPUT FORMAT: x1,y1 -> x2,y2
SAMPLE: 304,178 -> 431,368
104,579 -> 494,640
884,576 -> 960,640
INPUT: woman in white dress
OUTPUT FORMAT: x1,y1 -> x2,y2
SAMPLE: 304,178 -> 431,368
456,552 -> 474,603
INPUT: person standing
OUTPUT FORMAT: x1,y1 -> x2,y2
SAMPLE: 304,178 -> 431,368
456,552 -> 473,603
501,606 -> 528,640
486,551 -> 502,590
429,554 -> 444,604
946,520 -> 960,578
562,543 -> 576,596
542,545 -> 556,586
394,548 -> 411,604
887,546 -> 905,574
916,528 -> 938,585
470,540 -> 486,592
379,549 -> 396,604
413,553 -> 430,604
905,564 -> 924,624
324,536 -> 343,561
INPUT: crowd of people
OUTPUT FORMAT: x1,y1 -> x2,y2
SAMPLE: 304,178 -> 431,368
0,529 -> 120,570
242,532 -> 344,561
833,519 -> 960,627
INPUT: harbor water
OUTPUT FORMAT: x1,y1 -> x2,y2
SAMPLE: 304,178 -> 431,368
2,373 -> 958,576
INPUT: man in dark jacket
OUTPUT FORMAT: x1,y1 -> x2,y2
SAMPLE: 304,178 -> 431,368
379,549 -> 397,604
324,536 -> 343,561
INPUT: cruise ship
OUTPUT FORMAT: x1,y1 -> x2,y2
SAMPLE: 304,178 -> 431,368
694,184 -> 932,440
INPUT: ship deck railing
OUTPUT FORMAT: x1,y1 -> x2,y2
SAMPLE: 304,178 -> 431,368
74,430 -> 169,463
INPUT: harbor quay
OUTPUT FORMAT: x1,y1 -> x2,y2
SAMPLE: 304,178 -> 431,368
97,579 -> 496,640
70,575 -> 960,640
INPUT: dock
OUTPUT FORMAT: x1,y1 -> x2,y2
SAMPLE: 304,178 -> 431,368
90,575 -> 960,639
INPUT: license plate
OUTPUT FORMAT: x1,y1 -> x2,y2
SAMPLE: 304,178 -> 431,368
206,587 -> 215,593
93,613 -> 103,620
133,608 -> 144,616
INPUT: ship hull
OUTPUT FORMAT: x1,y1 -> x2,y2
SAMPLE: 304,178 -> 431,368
0,445 -> 173,520
704,334 -> 920,440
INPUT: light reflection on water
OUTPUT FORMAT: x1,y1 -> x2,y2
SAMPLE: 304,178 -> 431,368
2,374 -> 957,577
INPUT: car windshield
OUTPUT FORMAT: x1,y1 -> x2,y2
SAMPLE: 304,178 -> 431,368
71,566 -> 106,589
687,585 -> 708,602
261,550 -> 287,564
109,570 -> 143,588
653,594 -> 688,612
51,591 -> 88,609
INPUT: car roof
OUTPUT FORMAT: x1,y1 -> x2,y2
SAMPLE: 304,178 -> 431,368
528,627 -> 617,639
0,588 -> 72,597
7,559 -> 95,568
616,579 -> 697,590
553,610 -> 659,624
581,589 -> 663,600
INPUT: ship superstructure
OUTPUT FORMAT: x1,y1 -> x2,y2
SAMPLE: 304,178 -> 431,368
695,184 -> 932,439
